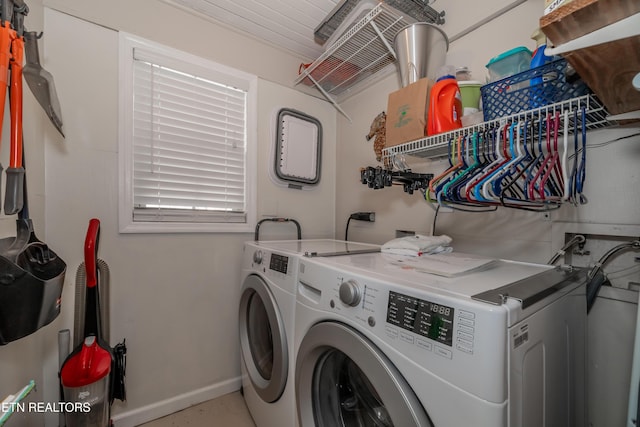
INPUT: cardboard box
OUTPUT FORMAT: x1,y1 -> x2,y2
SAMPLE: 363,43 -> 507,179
385,78 -> 433,147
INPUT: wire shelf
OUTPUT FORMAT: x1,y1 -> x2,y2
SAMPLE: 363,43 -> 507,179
295,4 -> 408,100
382,94 -> 613,161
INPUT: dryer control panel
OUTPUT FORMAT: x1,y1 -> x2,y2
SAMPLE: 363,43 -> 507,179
269,253 -> 289,274
250,248 -> 290,275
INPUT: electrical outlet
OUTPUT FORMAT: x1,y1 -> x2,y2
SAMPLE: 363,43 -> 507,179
350,212 -> 375,222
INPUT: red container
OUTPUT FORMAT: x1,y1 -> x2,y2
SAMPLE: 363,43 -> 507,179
427,77 -> 463,135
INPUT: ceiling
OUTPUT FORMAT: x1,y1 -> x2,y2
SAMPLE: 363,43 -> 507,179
162,0 -> 345,61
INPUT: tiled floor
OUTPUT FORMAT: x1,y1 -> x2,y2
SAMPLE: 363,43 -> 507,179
138,391 -> 256,427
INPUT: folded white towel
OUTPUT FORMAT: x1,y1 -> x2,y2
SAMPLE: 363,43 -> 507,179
381,234 -> 452,257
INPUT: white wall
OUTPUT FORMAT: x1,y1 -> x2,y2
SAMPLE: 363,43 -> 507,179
43,0 -> 307,91
0,1 -> 335,426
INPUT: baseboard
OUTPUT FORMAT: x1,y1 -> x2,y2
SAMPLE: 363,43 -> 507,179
111,377 -> 242,427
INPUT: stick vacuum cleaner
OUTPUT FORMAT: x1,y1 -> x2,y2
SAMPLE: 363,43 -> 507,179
60,219 -> 114,427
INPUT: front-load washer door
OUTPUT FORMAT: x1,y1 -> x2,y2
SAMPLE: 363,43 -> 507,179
296,321 -> 433,427
239,274 -> 288,403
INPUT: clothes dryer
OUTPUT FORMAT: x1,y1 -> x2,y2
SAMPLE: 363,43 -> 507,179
294,252 -> 586,426
239,239 -> 379,427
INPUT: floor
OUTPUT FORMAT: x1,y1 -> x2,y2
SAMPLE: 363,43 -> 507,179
137,391 -> 256,427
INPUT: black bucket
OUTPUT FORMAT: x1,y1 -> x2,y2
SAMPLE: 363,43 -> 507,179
0,218 -> 66,345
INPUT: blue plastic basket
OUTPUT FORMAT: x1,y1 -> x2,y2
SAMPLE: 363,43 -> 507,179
480,58 -> 592,121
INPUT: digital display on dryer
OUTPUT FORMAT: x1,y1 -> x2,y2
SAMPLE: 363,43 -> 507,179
269,253 -> 289,274
386,291 -> 454,346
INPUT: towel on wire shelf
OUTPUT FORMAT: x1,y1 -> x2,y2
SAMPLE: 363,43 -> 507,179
381,235 -> 453,257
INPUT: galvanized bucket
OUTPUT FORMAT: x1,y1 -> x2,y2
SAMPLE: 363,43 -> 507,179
394,23 -> 449,86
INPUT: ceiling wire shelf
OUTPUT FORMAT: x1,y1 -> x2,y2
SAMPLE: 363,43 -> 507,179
295,3 -> 411,121
382,94 -> 613,161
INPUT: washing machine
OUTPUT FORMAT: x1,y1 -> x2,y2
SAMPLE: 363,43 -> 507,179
238,239 -> 380,427
294,251 -> 587,426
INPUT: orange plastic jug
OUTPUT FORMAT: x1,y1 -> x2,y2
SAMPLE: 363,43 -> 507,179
427,77 -> 463,135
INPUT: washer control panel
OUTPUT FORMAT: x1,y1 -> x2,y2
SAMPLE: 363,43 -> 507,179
339,280 -> 362,307
386,291 -> 454,347
321,271 -> 478,361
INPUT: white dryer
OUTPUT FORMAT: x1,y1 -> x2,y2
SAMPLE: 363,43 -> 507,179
239,239 -> 379,427
294,252 -> 587,426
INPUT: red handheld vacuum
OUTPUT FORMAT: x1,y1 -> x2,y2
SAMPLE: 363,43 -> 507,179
60,219 -> 114,427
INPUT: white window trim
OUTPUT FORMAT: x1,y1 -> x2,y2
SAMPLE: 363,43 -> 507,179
118,32 -> 257,234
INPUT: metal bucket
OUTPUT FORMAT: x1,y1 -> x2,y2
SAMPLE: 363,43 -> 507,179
394,23 -> 449,86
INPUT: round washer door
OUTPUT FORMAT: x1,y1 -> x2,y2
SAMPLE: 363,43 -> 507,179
296,321 -> 433,427
239,274 -> 288,403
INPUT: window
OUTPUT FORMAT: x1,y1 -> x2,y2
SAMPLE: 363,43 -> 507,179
118,33 -> 257,233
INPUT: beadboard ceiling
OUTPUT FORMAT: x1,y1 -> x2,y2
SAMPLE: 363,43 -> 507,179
161,0 -> 342,60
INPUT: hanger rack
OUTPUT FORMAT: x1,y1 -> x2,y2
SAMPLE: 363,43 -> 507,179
382,94 -> 610,161
378,94 -> 614,211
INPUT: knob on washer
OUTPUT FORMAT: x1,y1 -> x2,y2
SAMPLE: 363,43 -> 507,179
253,250 -> 263,264
339,280 -> 361,307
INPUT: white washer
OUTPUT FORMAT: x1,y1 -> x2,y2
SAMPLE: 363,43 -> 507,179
238,239 -> 380,427
294,252 -> 587,426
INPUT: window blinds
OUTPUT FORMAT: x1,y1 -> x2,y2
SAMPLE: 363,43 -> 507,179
132,51 -> 248,223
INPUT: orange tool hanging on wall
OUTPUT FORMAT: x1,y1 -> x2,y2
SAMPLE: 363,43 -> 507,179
0,0 -> 26,215
6,4 -> 24,215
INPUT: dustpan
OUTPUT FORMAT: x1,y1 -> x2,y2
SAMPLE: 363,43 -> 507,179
23,31 -> 64,137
